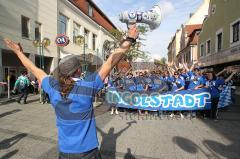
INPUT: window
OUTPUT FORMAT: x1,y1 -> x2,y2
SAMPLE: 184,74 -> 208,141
186,51 -> 191,62
215,28 -> 223,52
184,54 -> 187,62
92,34 -> 97,50
84,29 -> 89,46
35,22 -> 41,41
88,2 -> 93,17
232,21 -> 239,43
217,33 -> 222,51
58,13 -> 68,35
73,22 -> 81,43
206,40 -> 211,54
200,44 -> 205,57
21,16 -> 30,38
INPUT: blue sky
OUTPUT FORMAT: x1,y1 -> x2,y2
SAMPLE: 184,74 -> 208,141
93,0 -> 203,60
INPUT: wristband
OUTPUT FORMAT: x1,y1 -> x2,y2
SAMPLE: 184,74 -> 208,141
121,37 -> 136,46
126,37 -> 136,44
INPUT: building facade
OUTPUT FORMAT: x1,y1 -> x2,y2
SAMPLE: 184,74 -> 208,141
0,0 -> 116,94
167,35 -> 175,65
177,24 -> 202,64
198,0 -> 240,70
58,0 -> 116,59
167,0 -> 209,66
0,0 -> 58,93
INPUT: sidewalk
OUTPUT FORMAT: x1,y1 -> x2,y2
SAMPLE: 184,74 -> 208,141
0,94 -> 40,105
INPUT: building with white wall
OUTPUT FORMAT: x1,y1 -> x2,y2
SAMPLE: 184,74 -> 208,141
167,0 -> 210,66
0,0 -> 116,94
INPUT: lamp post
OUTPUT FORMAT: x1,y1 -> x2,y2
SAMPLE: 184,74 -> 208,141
33,38 -> 50,102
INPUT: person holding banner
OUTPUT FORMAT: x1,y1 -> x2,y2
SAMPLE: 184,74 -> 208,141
135,72 -> 149,115
124,72 -> 136,91
188,68 -> 206,90
162,71 -> 174,91
4,25 -> 138,158
152,71 -> 164,92
169,71 -> 185,119
205,69 -> 237,121
187,68 -> 206,118
106,74 -> 120,115
135,72 -> 145,91
144,71 -> 154,91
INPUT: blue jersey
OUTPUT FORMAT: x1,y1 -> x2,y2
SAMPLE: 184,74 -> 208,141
187,71 -> 194,78
188,75 -> 206,89
42,73 -> 104,153
162,76 -> 174,83
135,77 -> 145,91
151,76 -> 164,90
161,76 -> 174,91
124,77 -> 136,91
180,73 -> 190,81
144,76 -> 153,89
206,79 -> 223,98
172,78 -> 185,91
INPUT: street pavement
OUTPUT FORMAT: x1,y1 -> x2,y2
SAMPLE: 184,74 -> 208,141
0,95 -> 240,159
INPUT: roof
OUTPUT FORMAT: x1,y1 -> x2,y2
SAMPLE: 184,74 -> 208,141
187,29 -> 201,45
69,0 -> 117,31
88,0 -> 117,29
184,24 -> 202,37
179,25 -> 202,54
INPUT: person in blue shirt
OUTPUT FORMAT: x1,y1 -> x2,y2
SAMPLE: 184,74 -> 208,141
124,72 -> 136,91
171,72 -> 185,92
170,72 -> 185,119
179,69 -> 191,89
135,72 -> 145,92
162,71 -> 174,91
134,72 -> 148,115
4,25 -> 139,159
107,75 -> 120,115
144,71 -> 155,91
185,68 -> 206,118
188,68 -> 206,90
205,70 -> 237,120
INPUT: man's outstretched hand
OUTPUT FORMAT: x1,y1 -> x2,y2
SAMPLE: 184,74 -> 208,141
4,39 -> 23,53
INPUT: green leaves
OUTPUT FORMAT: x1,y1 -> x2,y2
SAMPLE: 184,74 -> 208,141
110,25 -> 150,62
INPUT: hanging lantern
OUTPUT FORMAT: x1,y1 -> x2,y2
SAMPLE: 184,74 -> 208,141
32,40 -> 40,47
42,38 -> 51,47
75,35 -> 85,45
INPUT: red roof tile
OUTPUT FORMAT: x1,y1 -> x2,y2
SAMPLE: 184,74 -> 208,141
184,24 -> 202,37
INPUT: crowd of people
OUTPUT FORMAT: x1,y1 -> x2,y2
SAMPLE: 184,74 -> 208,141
106,59 -> 239,121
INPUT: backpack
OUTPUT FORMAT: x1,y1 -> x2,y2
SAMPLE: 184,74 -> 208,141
19,77 -> 27,89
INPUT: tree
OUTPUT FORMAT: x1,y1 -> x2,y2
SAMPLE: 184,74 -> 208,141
160,57 -> 167,65
154,57 -> 167,66
110,25 -> 150,62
